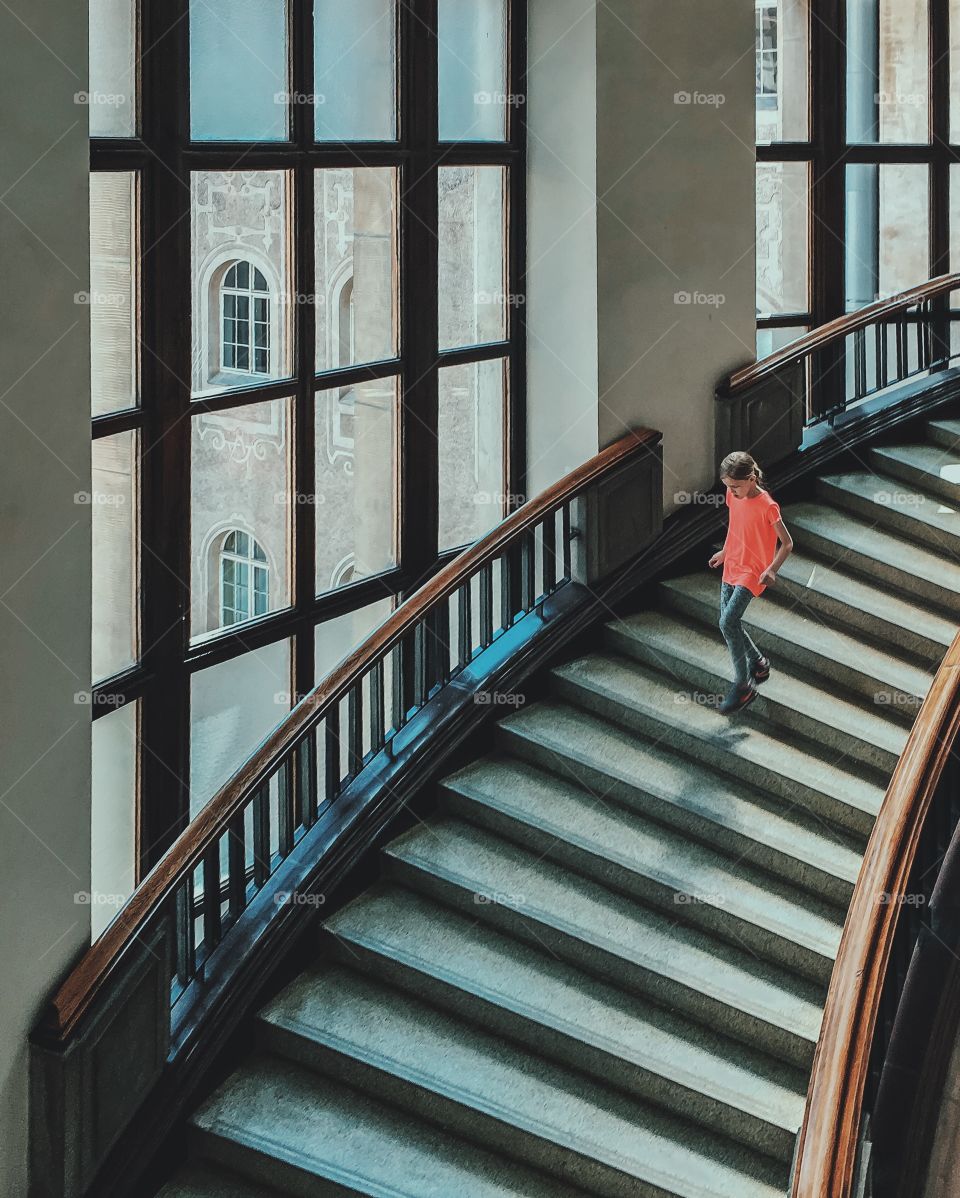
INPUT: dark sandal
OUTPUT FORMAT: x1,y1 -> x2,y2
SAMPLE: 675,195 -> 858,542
719,680 -> 757,715
751,655 -> 771,683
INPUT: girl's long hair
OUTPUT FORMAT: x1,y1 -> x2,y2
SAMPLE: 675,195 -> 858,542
719,450 -> 768,493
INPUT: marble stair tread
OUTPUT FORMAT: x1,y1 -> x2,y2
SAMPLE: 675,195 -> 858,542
259,965 -> 787,1198
868,442 -> 960,505
815,470 -> 960,557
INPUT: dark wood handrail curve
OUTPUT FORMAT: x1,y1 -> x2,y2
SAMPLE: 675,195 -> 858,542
44,426 -> 661,1044
726,272 -> 960,396
791,630 -> 960,1198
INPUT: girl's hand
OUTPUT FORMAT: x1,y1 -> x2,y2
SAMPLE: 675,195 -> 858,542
760,568 -> 777,587
708,552 -> 724,569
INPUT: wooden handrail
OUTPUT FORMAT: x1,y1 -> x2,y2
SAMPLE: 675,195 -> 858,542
791,630 -> 960,1198
44,426 -> 661,1042
726,272 -> 960,396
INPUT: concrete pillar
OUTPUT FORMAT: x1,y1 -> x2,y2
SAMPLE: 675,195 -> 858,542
527,0 -> 756,513
0,0 -> 92,1193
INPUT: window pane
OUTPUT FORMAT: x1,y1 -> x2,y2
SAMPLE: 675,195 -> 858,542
845,164 -> 929,311
190,0 -> 289,141
92,431 -> 138,682
89,172 -> 138,416
191,398 -> 292,640
190,640 -> 291,818
314,0 -> 397,140
316,378 -> 398,593
90,700 -> 137,939
755,0 -> 809,143
438,0 -> 508,142
757,324 -> 808,359
315,168 -> 399,372
315,598 -> 394,679
439,166 -> 507,350
191,171 -> 293,396
438,359 -> 505,550
846,0 -> 928,143
89,0 -> 136,137
756,162 -> 809,318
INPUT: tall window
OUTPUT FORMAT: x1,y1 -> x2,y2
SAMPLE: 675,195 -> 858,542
219,531 -> 269,627
221,262 -> 270,375
88,0 -> 527,870
755,0 -> 957,419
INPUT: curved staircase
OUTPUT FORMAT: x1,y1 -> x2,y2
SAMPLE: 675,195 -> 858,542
157,413 -> 960,1198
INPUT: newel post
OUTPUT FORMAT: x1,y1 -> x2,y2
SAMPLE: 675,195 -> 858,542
715,358 -> 805,469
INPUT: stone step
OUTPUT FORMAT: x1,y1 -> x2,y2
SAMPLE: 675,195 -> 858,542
774,551 -> 953,667
815,470 -> 960,563
659,569 -> 929,724
259,965 -> 788,1198
868,442 -> 960,508
324,885 -> 807,1164
440,753 -> 843,984
497,698 -> 860,907
156,1164 -> 286,1198
926,416 -> 960,452
782,501 -> 960,615
190,1054 -> 587,1198
551,651 -> 884,838
604,609 -> 906,776
383,816 -> 825,1070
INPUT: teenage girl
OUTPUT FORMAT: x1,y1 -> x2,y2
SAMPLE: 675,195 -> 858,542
708,450 -> 794,715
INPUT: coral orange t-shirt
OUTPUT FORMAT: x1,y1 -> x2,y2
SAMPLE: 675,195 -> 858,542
722,487 -> 782,597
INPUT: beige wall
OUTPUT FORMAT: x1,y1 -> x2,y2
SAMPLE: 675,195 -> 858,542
0,0 -> 92,1193
527,0 -> 756,511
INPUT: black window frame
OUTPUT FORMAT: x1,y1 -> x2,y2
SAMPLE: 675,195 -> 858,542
90,0 -> 528,874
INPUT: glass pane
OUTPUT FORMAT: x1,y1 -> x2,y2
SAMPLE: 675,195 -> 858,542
92,431 -> 138,682
315,168 -> 399,372
845,164 -> 929,311
90,700 -> 137,939
315,597 -> 394,680
190,398 -> 292,640
438,358 -> 506,550
89,0 -> 137,137
89,172 -> 138,416
438,0 -> 508,142
190,0 -> 289,141
846,0 -> 928,143
756,162 -> 809,318
190,640 -> 291,818
757,324 -> 808,359
315,377 -> 397,593
755,0 -> 809,143
314,0 -> 397,140
439,166 -> 507,350
191,171 -> 293,396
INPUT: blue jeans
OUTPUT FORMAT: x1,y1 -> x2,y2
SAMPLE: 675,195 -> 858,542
719,582 -> 762,686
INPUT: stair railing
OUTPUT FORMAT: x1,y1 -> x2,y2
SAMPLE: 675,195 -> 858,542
717,272 -> 960,468
31,426 -> 662,1198
790,630 -> 960,1198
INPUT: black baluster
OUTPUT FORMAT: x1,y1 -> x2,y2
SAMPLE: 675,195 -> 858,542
370,658 -> 385,752
542,514 -> 557,597
854,328 -> 866,399
347,683 -> 362,776
877,320 -> 888,390
501,545 -> 515,631
277,757 -> 294,858
562,503 -> 573,581
252,782 -> 271,888
201,839 -> 222,955
325,705 -> 341,804
457,580 -> 473,669
227,806 -> 246,924
297,730 -> 317,830
521,531 -> 535,612
175,878 -> 195,989
479,563 -> 494,647
392,638 -> 407,732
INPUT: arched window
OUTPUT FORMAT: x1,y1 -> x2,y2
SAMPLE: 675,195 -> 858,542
221,261 -> 270,375
219,530 -> 269,627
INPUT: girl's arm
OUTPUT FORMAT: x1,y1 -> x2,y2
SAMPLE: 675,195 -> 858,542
759,518 -> 793,585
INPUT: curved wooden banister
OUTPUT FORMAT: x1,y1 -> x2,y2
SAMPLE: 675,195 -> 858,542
44,426 -> 661,1043
726,271 -> 960,396
791,630 -> 960,1198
